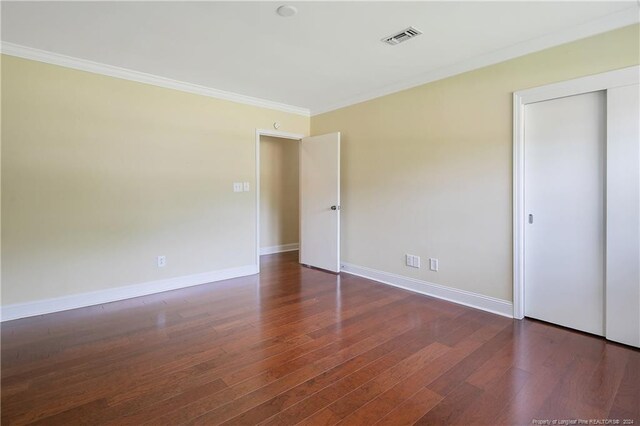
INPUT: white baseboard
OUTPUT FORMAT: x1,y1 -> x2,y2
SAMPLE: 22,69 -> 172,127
260,243 -> 299,256
340,262 -> 513,318
1,261 -> 511,321
0,264 -> 258,322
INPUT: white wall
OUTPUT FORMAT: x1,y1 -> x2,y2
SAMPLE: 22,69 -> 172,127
1,55 -> 309,309
312,24 -> 639,303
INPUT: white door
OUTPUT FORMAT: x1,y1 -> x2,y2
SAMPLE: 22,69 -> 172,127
606,84 -> 640,347
524,91 -> 606,336
299,132 -> 340,272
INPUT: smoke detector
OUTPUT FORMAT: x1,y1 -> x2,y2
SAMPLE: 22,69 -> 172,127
381,27 -> 423,45
276,5 -> 297,17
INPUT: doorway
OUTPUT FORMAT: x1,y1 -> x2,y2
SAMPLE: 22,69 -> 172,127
255,130 -> 342,274
258,134 -> 301,258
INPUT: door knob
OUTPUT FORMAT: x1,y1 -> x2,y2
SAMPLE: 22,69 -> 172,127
330,205 -> 339,210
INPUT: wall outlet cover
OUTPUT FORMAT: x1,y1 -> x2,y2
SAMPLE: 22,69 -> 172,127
429,258 -> 439,271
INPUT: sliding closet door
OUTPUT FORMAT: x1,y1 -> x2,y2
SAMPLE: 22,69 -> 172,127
524,91 -> 606,336
606,84 -> 640,347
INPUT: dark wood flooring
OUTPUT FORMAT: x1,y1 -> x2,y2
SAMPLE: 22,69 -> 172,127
1,251 -> 638,425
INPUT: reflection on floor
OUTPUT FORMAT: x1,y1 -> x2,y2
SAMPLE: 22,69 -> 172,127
2,251 -> 638,425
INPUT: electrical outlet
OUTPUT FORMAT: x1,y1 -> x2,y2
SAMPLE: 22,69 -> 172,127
405,254 -> 420,268
157,256 -> 166,268
429,258 -> 439,271
233,182 -> 243,192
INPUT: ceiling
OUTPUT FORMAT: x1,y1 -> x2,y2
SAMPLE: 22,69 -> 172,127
2,1 -> 638,115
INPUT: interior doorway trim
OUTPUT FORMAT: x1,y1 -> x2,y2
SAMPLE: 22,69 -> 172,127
512,65 -> 639,319
255,129 -> 305,272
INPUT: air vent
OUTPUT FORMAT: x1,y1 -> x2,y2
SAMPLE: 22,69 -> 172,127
381,26 -> 423,45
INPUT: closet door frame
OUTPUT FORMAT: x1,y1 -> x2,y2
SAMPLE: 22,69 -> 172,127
513,65 -> 639,320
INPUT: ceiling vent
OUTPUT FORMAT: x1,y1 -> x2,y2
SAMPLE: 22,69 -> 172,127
381,26 -> 423,46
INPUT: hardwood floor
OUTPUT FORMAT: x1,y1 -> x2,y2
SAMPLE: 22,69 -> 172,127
2,251 -> 638,425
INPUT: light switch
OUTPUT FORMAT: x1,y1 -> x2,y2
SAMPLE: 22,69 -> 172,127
406,254 -> 420,268
243,182 -> 250,192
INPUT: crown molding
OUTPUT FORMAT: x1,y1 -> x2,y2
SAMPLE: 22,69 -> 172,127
0,42 -> 311,117
2,5 -> 637,119
310,6 -> 640,116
